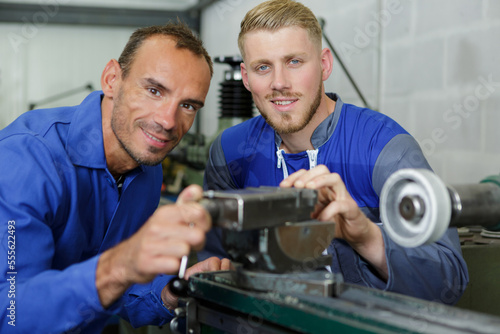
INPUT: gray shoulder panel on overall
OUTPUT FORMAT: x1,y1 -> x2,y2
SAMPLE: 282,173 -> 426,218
204,133 -> 238,190
310,93 -> 344,149
372,133 -> 431,196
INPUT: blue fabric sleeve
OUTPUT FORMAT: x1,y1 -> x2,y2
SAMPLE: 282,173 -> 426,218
372,134 -> 432,195
352,133 -> 469,304
0,135 -> 175,332
333,227 -> 468,305
0,136 -> 110,332
382,227 -> 468,304
203,133 -> 238,191
116,275 -> 175,327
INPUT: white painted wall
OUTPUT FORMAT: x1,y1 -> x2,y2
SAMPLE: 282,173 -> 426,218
200,0 -> 500,185
0,23 -> 134,128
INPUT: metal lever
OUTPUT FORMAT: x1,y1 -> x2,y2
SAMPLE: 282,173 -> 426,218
168,199 -> 221,298
169,254 -> 189,297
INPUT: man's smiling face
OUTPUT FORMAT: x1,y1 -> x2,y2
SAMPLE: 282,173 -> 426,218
110,35 -> 211,166
241,26 -> 324,135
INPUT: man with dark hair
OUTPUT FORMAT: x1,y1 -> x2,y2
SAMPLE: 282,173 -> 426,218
118,23 -> 214,80
0,22 -> 228,333
201,0 -> 469,305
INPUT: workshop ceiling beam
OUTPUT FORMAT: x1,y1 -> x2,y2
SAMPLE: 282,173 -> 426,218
0,3 -> 200,31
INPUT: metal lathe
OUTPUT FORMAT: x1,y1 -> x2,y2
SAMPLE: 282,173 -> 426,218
168,184 -> 500,334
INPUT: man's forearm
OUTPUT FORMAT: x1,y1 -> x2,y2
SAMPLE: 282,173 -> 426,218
95,244 -> 133,308
351,224 -> 388,281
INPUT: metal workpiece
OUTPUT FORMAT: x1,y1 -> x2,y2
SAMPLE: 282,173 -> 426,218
380,169 -> 500,247
221,220 -> 335,273
201,187 -> 335,273
201,186 -> 318,231
233,268 -> 339,297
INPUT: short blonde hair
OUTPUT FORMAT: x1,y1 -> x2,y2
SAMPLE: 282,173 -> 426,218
238,0 -> 322,59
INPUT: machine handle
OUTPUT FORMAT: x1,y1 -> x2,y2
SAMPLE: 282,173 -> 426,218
169,255 -> 189,297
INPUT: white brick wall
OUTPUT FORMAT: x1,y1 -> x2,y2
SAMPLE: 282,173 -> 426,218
378,0 -> 500,183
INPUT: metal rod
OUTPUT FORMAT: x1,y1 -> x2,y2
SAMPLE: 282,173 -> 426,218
0,3 -> 199,29
29,83 -> 94,110
448,183 -> 500,228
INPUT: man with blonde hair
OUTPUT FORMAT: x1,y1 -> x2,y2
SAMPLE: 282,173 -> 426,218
201,0 -> 468,304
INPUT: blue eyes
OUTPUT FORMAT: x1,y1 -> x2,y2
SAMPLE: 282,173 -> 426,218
255,59 -> 301,72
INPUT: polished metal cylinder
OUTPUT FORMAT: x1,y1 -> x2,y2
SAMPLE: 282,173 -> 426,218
448,182 -> 500,228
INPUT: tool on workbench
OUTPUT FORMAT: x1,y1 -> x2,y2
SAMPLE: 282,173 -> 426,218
200,186 -> 335,275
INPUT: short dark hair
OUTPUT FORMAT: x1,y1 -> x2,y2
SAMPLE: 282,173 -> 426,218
118,21 -> 213,78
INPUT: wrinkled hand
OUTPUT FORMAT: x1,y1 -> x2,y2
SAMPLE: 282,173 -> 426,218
96,184 -> 212,308
161,256 -> 232,310
280,165 -> 387,280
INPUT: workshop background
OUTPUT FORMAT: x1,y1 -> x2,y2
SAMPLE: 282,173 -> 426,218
1,0 -> 500,331
1,0 -> 500,185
